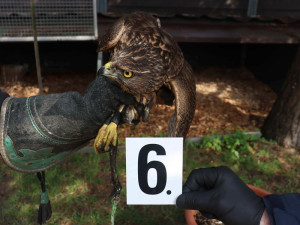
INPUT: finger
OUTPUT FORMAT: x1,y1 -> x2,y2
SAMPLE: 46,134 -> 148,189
183,167 -> 219,193
201,211 -> 216,219
176,190 -> 215,211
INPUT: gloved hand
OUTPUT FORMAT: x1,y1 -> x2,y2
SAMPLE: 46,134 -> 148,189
176,166 -> 265,225
0,75 -> 139,173
83,75 -> 138,125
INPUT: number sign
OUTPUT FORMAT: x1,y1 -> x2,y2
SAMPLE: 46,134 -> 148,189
126,138 -> 183,205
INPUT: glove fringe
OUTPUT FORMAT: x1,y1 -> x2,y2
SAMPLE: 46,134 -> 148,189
38,199 -> 52,224
37,172 -> 52,224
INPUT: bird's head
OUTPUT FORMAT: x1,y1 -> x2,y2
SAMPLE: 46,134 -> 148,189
100,45 -> 168,95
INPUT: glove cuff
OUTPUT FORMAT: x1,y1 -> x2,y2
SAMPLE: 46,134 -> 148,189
0,93 -> 99,173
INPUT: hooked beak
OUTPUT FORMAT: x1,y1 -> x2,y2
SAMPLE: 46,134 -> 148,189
101,61 -> 118,79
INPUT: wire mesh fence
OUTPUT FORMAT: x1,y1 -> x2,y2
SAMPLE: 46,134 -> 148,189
0,0 -> 97,41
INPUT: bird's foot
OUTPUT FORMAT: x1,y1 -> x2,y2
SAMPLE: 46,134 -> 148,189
94,105 -> 124,154
94,122 -> 118,154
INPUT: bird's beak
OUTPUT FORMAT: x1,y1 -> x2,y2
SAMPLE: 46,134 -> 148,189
102,61 -> 118,79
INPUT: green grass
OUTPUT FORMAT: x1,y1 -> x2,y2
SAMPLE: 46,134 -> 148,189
184,130 -> 300,193
1,130 -> 299,224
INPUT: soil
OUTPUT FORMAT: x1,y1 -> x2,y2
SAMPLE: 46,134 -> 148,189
0,66 -> 277,139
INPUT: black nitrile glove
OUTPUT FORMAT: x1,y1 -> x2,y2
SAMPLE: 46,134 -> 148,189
176,166 -> 265,225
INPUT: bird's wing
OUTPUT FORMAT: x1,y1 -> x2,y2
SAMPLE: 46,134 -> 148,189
97,17 -> 125,52
160,29 -> 184,80
167,61 -> 196,137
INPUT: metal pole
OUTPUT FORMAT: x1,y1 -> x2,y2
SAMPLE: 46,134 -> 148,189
30,0 -> 43,95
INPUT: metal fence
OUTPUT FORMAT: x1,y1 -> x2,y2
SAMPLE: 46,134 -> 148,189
0,0 -> 97,42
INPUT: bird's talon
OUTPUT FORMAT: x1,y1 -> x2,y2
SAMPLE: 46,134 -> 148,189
94,122 -> 118,153
94,124 -> 108,154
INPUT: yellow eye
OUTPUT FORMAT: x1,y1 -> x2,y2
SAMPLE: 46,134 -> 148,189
123,71 -> 132,78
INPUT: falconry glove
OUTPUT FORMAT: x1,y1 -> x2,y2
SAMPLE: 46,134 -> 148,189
0,75 -> 138,224
0,75 -> 137,173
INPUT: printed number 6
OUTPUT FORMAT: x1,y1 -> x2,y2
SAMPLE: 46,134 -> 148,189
138,144 -> 167,195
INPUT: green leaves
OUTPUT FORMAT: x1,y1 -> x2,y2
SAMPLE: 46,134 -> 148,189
198,130 -> 261,168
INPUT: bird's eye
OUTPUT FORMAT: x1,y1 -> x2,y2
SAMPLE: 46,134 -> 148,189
123,71 -> 132,78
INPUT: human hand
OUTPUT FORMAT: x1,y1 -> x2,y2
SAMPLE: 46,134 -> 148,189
176,166 -> 265,225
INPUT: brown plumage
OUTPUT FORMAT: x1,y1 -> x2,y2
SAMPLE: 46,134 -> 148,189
98,12 -> 196,137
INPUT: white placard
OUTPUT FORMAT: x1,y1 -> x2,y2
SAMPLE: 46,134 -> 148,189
126,137 -> 183,205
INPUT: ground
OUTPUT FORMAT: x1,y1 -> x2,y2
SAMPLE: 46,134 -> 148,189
1,66 -> 276,138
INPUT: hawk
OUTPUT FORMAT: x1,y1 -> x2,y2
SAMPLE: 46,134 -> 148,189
94,12 -> 196,151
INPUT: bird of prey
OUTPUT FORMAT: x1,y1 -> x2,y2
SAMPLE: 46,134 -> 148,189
94,12 -> 196,151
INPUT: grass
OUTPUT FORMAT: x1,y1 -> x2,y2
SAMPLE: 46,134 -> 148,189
184,130 -> 300,193
1,130 -> 299,225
